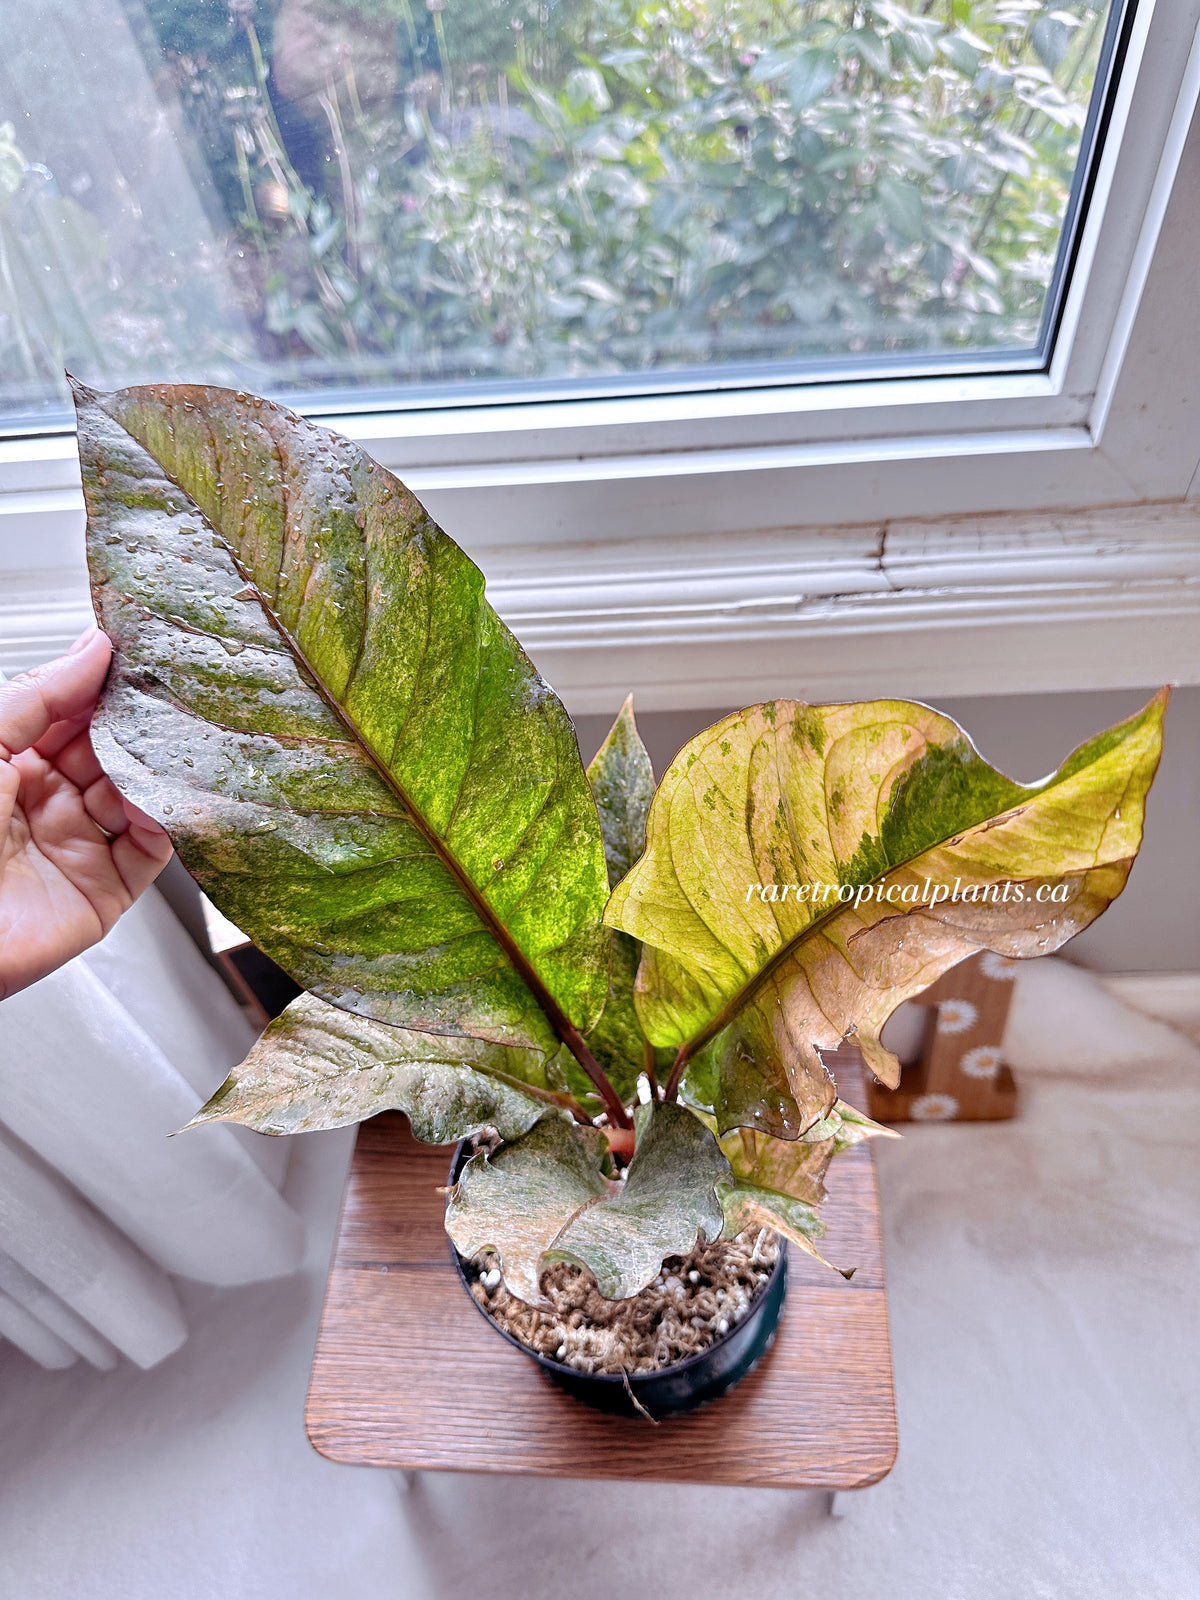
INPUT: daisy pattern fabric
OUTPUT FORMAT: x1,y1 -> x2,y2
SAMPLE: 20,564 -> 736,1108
909,1093 -> 961,1122
960,1046 -> 1004,1080
937,999 -> 979,1035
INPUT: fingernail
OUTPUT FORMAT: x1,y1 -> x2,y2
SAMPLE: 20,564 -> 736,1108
67,625 -> 102,655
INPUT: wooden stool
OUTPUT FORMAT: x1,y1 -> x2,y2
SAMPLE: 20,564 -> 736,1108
867,952 -> 1019,1124
305,1052 -> 897,1494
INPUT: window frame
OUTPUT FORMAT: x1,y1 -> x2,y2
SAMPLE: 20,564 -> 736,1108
322,0 -> 1200,527
4,0 -> 1200,708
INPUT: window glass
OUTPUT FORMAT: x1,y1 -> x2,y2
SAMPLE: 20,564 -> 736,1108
0,0 -> 1120,424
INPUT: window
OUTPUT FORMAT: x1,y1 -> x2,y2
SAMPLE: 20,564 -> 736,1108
2,0 -> 1200,706
0,0 -> 1127,418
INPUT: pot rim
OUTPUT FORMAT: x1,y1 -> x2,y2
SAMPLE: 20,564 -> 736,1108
446,1137 -> 786,1388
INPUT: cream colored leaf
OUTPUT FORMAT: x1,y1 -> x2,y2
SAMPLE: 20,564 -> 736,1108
717,1182 -> 851,1277
444,1116 -> 612,1305
549,1101 -> 729,1298
185,992 -> 556,1140
446,1101 -> 729,1304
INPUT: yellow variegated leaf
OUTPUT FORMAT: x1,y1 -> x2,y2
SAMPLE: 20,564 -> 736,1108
719,1100 -> 897,1208
716,1183 -> 849,1277
716,1101 -> 895,1277
607,694 -> 1165,1132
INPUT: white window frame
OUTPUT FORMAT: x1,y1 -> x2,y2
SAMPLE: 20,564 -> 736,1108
4,0 -> 1200,710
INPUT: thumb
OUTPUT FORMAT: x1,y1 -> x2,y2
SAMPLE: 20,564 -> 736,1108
0,628 -> 113,759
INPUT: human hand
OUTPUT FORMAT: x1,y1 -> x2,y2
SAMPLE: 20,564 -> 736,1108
0,627 -> 172,1000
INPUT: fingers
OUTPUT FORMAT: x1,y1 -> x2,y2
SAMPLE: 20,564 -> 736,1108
0,629 -> 112,760
78,772 -> 170,842
82,773 -> 132,836
45,726 -> 106,792
46,727 -> 169,842
0,759 -> 17,839
111,821 -> 174,902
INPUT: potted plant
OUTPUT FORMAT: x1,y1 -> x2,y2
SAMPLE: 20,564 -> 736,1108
76,379 -> 1164,1417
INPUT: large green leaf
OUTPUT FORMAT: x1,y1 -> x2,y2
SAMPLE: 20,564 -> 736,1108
446,1100 -> 729,1304
77,381 -> 609,1055
184,992 -> 556,1141
606,695 -> 1165,1132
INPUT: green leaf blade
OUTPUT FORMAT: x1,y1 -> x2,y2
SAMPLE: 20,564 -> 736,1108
78,382 -> 610,1054
787,47 -> 838,111
576,695 -> 657,1103
586,693 -> 655,891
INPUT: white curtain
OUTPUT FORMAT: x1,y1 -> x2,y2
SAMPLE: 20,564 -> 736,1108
0,887 -> 305,1371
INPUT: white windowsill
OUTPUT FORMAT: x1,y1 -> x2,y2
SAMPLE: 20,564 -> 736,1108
6,498 -> 1196,711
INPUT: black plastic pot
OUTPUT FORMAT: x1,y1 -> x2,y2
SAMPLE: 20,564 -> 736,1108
447,1141 -> 787,1420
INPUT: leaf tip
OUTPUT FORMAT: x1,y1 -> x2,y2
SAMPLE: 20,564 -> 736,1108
65,372 -> 99,407
177,1079 -> 238,1135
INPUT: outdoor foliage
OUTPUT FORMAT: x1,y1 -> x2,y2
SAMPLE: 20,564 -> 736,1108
161,0 -> 1112,378
80,381 -> 1163,1306
1,1 -> 1111,408
167,0 -> 1113,377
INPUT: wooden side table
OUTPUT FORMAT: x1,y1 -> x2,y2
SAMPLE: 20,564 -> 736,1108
306,1054 -> 897,1492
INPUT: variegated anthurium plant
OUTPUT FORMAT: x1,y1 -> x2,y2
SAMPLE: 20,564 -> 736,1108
76,380 -> 1166,1306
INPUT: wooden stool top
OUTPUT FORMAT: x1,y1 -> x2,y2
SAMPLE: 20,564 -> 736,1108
305,1054 -> 897,1490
